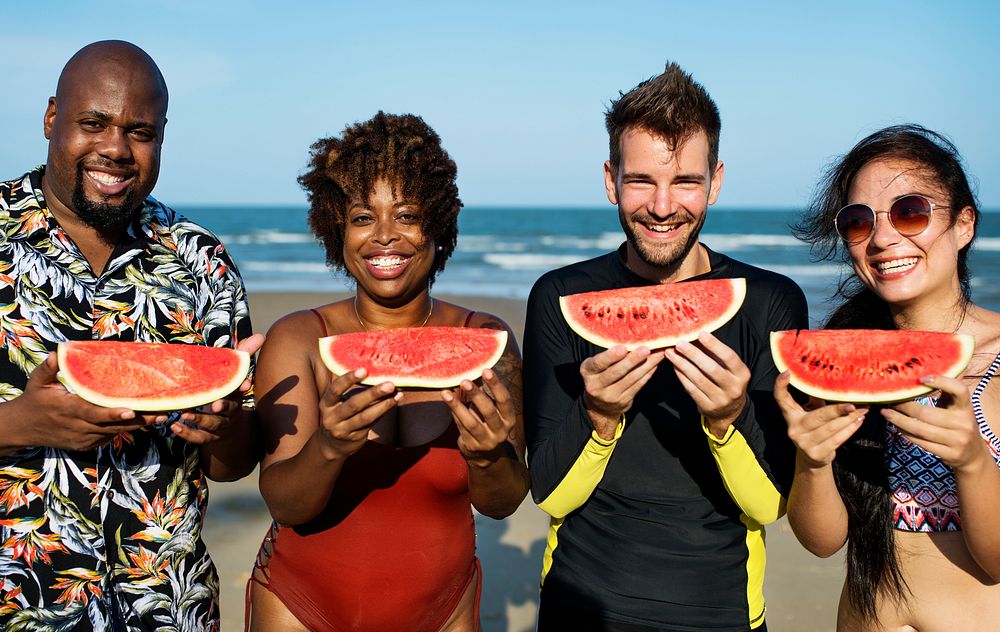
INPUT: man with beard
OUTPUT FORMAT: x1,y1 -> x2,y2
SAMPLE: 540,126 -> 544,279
0,41 -> 262,630
523,63 -> 808,631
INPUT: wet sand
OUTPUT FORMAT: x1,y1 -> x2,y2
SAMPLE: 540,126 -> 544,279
203,291 -> 844,631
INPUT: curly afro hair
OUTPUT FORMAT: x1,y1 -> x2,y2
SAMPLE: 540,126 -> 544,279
298,111 -> 462,285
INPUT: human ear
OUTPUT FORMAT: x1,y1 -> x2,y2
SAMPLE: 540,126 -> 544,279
707,160 -> 725,205
604,161 -> 619,206
43,97 -> 57,140
954,206 -> 976,249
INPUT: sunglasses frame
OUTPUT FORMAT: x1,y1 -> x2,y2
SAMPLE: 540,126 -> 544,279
834,194 -> 949,245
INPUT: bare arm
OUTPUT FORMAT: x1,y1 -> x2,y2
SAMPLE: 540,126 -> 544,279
441,315 -> 530,519
888,375 -> 1000,580
256,312 -> 400,526
775,371 -> 865,557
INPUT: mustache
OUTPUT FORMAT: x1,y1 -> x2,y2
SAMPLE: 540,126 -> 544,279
628,210 -> 696,224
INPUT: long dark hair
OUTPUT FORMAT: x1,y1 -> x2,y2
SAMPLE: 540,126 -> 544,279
793,124 -> 981,620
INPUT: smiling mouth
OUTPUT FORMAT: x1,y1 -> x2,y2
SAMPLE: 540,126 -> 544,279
642,222 -> 682,234
874,257 -> 918,274
87,170 -> 128,186
366,255 -> 409,270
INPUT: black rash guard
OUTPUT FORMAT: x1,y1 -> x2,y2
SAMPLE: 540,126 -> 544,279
524,244 -> 808,631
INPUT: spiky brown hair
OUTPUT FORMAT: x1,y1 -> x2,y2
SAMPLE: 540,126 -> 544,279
298,111 -> 462,284
605,62 -> 721,171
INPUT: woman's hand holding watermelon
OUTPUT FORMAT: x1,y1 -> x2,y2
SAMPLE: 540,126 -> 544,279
442,368 -> 516,467
316,368 -> 402,461
580,345 -> 665,440
774,370 -> 866,468
884,375 -> 991,473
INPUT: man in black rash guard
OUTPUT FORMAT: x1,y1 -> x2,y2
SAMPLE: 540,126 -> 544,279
523,63 -> 808,631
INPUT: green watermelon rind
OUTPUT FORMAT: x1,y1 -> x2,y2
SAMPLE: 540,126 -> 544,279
318,327 -> 508,388
558,278 -> 747,350
57,342 -> 251,411
770,329 -> 975,403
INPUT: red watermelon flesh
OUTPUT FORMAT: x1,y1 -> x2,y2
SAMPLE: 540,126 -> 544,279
559,278 -> 746,349
770,329 -> 974,403
319,326 -> 508,388
57,341 -> 250,411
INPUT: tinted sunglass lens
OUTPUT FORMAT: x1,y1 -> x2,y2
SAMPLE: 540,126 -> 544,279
836,205 -> 875,243
889,195 -> 933,236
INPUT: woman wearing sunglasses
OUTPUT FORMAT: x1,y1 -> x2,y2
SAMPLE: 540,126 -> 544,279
775,124 -> 1000,630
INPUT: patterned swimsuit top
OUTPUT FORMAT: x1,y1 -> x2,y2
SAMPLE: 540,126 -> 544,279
887,350 -> 1000,532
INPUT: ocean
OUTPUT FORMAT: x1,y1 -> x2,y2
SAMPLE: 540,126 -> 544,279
178,205 -> 1000,327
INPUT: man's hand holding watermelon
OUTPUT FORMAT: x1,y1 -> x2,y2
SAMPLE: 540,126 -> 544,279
580,345 -> 665,441
0,352 -> 150,454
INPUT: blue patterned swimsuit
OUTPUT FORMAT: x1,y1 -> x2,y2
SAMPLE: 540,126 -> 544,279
886,351 -> 1000,532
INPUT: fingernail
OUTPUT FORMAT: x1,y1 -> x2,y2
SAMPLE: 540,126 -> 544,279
155,415 -> 168,423
121,411 -> 135,420
919,375 -> 935,384
441,391 -> 453,402
354,368 -> 366,379
482,368 -> 494,380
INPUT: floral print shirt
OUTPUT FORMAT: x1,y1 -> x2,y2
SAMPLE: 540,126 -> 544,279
0,168 -> 253,631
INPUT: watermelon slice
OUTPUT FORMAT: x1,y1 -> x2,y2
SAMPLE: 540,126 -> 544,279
770,329 -> 975,403
318,326 -> 508,388
559,278 -> 746,349
58,341 -> 251,411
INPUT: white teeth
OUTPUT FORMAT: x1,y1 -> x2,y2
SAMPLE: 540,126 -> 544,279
368,256 -> 406,269
875,257 -> 918,273
646,224 -> 678,233
89,171 -> 126,185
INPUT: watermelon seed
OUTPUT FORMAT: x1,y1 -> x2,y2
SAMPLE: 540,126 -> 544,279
584,311 -> 592,317
617,313 -> 624,319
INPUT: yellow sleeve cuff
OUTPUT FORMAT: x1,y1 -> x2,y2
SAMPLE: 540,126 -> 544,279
538,414 -> 626,518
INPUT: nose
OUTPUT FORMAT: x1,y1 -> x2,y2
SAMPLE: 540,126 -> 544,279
648,186 -> 672,219
868,210 -> 902,249
371,219 -> 398,245
95,126 -> 134,163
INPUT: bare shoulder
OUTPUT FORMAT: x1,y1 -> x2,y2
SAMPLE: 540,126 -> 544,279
265,309 -> 326,346
466,310 -> 513,333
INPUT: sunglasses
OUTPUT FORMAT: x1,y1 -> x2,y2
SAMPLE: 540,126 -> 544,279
834,194 -> 948,244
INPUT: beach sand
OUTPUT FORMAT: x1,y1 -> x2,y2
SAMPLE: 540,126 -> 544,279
204,291 -> 844,631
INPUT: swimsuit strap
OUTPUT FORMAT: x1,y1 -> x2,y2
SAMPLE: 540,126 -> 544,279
310,308 -> 329,337
463,310 -> 477,328
972,349 -> 1000,431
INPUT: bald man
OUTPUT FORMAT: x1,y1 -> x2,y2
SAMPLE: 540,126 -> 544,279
0,41 -> 263,630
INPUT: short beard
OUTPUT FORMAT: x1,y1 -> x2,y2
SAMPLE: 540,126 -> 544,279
618,207 -> 705,272
71,164 -> 140,232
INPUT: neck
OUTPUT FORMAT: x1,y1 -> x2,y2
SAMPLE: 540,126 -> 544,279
354,293 -> 434,330
890,294 -> 969,333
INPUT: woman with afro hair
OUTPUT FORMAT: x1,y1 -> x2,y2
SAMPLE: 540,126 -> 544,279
247,112 -> 529,631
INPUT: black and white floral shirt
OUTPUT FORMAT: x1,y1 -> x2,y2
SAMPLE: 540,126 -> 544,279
0,168 -> 252,631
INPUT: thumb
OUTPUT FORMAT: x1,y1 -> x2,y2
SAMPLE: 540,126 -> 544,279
29,352 -> 61,386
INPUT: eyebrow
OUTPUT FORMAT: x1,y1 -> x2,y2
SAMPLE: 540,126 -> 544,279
621,171 -> 707,182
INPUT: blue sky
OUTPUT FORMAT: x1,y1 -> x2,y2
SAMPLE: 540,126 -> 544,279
3,1 -> 998,208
